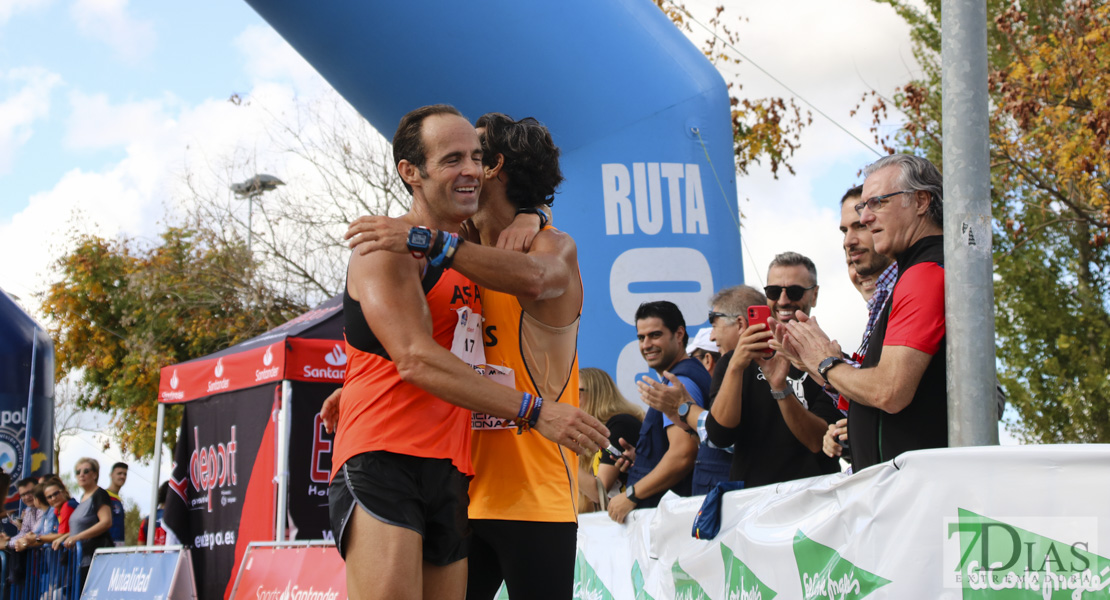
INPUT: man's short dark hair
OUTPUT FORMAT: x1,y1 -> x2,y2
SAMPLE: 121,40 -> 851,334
840,184 -> 863,205
475,113 -> 564,209
768,252 -> 818,286
157,481 -> 169,505
392,104 -> 465,195
111,462 -> 128,472
863,153 -> 944,227
17,477 -> 36,489
634,301 -> 689,345
709,285 -> 768,316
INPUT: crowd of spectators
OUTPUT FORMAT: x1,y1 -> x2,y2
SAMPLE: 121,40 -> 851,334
574,154 -> 959,520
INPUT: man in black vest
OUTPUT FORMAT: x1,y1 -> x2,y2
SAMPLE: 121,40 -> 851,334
783,154 -> 947,472
607,301 -> 705,523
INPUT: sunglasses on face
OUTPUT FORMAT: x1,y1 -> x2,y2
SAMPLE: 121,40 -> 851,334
46,491 -> 61,500
76,468 -> 95,476
708,311 -> 739,325
764,285 -> 816,302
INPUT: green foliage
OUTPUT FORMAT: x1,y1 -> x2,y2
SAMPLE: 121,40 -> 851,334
40,226 -> 307,457
124,499 -> 140,547
869,0 -> 1110,442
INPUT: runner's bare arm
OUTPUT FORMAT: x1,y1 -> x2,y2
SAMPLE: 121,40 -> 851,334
350,248 -> 608,453
346,215 -> 576,303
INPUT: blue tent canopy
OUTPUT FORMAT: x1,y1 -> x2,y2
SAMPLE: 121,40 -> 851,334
0,288 -> 55,499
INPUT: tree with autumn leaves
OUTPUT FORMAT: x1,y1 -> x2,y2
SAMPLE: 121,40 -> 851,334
40,227 -> 305,457
869,0 -> 1110,442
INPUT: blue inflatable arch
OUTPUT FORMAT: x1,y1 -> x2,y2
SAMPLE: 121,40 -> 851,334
244,0 -> 743,397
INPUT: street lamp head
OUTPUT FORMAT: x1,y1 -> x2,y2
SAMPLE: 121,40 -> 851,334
231,174 -> 285,197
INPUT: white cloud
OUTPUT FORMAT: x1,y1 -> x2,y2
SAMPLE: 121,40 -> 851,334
70,0 -> 156,62
64,90 -> 171,150
0,0 -> 51,25
0,67 -> 62,175
234,24 -> 326,94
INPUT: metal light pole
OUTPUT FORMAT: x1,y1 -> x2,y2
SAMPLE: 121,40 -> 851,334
230,174 -> 285,257
942,0 -> 999,446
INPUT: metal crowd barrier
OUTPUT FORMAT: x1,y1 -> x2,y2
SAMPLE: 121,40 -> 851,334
3,542 -> 84,600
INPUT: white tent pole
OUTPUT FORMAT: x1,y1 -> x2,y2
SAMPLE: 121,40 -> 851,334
148,402 -> 165,546
275,381 -> 292,541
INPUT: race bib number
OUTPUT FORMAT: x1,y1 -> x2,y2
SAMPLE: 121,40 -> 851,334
471,364 -> 519,430
450,306 -> 486,365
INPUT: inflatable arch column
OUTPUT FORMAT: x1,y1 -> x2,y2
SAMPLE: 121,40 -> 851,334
243,0 -> 744,398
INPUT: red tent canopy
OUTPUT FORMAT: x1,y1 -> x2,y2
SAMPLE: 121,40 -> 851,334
157,295 -> 345,403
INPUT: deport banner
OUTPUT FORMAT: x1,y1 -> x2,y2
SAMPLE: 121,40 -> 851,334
164,387 -> 277,600
568,446 -> 1110,599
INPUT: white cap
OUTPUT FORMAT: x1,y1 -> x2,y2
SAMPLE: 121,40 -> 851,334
685,327 -> 718,354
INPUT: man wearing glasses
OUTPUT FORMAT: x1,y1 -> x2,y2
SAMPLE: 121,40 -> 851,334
641,260 -> 842,489
782,154 -> 946,472
8,478 -> 43,551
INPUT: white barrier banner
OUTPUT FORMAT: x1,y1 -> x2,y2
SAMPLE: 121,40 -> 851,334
571,445 -> 1110,599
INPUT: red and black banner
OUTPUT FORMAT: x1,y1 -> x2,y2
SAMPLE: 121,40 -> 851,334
286,382 -> 338,541
164,386 -> 277,600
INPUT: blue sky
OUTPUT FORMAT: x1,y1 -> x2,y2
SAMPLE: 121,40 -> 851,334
0,0 -> 1017,510
1,0 -> 266,218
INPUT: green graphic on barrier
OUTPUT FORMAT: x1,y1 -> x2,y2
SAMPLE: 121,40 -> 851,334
793,531 -> 891,599
953,508 -> 1110,598
572,549 -> 616,600
632,560 -> 656,600
672,560 -> 709,599
721,543 -> 777,599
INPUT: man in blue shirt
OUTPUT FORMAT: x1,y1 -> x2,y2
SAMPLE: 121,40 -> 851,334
607,301 -> 706,523
106,462 -> 127,545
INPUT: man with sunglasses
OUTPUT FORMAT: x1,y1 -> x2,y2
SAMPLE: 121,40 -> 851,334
782,154 -> 947,472
642,262 -> 841,488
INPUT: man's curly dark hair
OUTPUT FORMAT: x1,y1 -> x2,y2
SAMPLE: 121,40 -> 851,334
475,113 -> 564,209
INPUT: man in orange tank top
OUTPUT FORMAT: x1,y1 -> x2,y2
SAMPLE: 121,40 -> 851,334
330,105 -> 607,600
341,113 -> 587,600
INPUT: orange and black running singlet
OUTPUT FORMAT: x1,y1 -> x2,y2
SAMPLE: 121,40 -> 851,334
332,264 -> 482,478
468,286 -> 581,523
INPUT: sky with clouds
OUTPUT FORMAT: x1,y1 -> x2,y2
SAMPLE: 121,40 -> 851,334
0,0 -> 1014,511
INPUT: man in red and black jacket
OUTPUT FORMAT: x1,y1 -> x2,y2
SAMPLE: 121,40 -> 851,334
782,154 -> 947,472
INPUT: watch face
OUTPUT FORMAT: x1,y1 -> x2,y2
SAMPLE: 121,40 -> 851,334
408,228 -> 433,250
677,402 -> 689,417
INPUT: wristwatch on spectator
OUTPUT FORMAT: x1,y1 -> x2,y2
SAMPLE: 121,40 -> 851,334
818,356 -> 845,379
626,485 -> 641,505
770,386 -> 793,400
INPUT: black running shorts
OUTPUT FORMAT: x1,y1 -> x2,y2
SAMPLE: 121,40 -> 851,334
329,451 -> 470,566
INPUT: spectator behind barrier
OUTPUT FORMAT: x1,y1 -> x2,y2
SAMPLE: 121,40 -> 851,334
54,457 -> 114,591
577,368 -> 643,512
9,477 -> 43,551
781,154 -> 949,472
608,301 -> 705,524
139,481 -> 179,546
106,462 -> 127,546
0,471 -> 17,546
685,328 -> 720,374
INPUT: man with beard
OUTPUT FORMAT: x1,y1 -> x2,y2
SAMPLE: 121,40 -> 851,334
607,301 -> 704,523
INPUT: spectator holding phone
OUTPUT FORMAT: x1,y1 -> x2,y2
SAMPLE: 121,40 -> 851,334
642,266 -> 841,489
